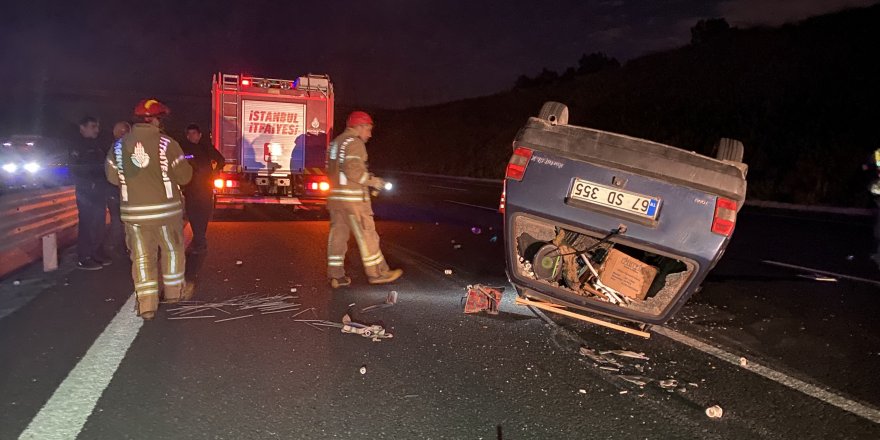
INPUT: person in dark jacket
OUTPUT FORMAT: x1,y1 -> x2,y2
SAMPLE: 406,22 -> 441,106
70,116 -> 110,270
180,124 -> 224,287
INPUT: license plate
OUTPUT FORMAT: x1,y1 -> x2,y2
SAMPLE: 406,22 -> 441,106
569,178 -> 661,220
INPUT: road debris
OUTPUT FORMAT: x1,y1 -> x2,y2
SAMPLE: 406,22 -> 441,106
453,244 -> 462,249
341,313 -> 393,341
658,379 -> 678,389
12,280 -> 21,286
471,226 -> 482,235
165,293 -> 302,321
739,357 -> 749,367
167,315 -> 216,320
462,285 -> 503,315
360,366 -> 367,375
235,260 -> 243,266
361,291 -> 399,313
706,405 -> 724,418
444,269 -> 453,275
600,350 -> 650,361
618,375 -> 651,387
578,389 -> 587,394
797,273 -> 838,282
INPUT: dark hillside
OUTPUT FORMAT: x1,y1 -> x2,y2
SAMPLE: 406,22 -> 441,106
369,5 -> 880,206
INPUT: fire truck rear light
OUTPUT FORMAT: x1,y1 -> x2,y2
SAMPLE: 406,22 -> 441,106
225,180 -> 239,188
711,197 -> 737,236
310,182 -> 319,190
214,179 -> 224,189
241,79 -> 250,86
319,181 -> 330,191
505,147 -> 533,181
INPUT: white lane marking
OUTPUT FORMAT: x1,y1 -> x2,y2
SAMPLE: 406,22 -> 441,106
19,294 -> 143,440
762,260 -> 880,287
430,185 -> 469,192
653,326 -> 880,424
443,200 -> 498,212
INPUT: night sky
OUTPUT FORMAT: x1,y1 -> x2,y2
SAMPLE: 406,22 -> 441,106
1,0 -> 875,109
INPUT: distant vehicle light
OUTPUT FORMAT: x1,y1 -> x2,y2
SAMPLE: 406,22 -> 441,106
2,163 -> 17,173
24,162 -> 40,173
26,142 -> 35,146
384,182 -> 393,191
2,142 -> 11,147
241,79 -> 251,86
214,178 -> 224,189
319,181 -> 330,191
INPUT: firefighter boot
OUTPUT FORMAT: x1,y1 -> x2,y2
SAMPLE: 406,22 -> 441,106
181,282 -> 196,301
136,293 -> 159,320
330,276 -> 352,289
368,268 -> 403,285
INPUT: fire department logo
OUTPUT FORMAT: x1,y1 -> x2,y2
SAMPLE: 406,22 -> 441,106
131,142 -> 150,168
307,117 -> 324,135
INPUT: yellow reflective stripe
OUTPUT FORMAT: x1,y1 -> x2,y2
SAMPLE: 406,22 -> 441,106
160,225 -> 177,274
362,251 -> 383,264
364,257 -> 385,267
122,210 -> 183,221
348,214 -> 371,258
136,291 -> 159,297
131,225 -> 146,281
331,189 -> 363,194
359,173 -> 369,184
121,201 -> 182,212
328,262 -> 344,267
328,197 -> 365,202
328,255 -> 344,260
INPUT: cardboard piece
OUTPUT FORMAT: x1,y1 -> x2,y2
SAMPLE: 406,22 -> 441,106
599,249 -> 658,300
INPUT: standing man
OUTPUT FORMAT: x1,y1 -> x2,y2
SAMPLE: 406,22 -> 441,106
181,123 -> 225,291
106,99 -> 192,320
105,121 -> 131,258
70,116 -> 110,270
326,111 -> 402,288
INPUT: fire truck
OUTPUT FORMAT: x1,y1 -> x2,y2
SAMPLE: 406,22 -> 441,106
211,72 -> 333,207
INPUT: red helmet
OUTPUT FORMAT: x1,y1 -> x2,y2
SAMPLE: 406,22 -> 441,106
134,99 -> 171,118
346,110 -> 373,127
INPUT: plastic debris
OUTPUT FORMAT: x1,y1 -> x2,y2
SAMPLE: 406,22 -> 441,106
578,389 -> 587,394
290,288 -> 298,293
659,379 -> 678,389
600,350 -> 650,361
739,357 -> 748,367
706,405 -> 723,418
359,366 -> 367,375
235,260 -> 243,266
444,269 -> 453,275
471,226 -> 482,235
462,285 -> 503,315
104,298 -> 114,302
619,390 -> 628,394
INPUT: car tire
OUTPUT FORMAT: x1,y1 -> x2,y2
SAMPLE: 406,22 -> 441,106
714,138 -> 744,163
538,101 -> 569,126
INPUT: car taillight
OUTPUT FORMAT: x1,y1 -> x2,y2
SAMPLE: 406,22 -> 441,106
711,197 -> 737,236
506,147 -> 533,181
214,178 -> 224,189
499,181 -> 506,213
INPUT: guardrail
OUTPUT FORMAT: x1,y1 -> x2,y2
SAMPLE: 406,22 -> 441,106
0,187 -> 78,279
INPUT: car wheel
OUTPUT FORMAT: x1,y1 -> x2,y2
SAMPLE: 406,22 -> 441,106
714,138 -> 744,163
538,101 -> 569,126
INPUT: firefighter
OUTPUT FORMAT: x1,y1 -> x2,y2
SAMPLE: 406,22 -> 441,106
105,99 -> 193,320
326,111 -> 402,288
867,147 -> 880,267
71,116 -> 110,270
181,123 -> 225,289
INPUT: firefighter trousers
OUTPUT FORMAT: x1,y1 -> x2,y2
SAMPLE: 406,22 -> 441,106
327,202 -> 390,279
125,219 -> 186,314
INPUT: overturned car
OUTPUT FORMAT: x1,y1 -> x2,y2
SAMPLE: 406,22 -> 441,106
503,102 -> 747,327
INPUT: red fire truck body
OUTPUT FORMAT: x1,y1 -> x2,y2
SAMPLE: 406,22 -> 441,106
211,72 -> 333,206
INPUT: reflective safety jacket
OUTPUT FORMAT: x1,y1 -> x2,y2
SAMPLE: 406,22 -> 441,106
105,123 -> 193,224
326,128 -> 382,205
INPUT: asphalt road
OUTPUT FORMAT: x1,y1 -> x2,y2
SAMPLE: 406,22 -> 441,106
1,173 -> 879,439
